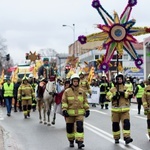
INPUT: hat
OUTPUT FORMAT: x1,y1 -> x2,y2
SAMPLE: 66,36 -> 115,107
40,78 -> 47,83
43,58 -> 49,61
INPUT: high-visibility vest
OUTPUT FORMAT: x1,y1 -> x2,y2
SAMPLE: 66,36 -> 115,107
3,83 -> 14,97
136,85 -> 144,98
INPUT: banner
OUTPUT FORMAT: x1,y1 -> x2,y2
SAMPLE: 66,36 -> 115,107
88,86 -> 100,104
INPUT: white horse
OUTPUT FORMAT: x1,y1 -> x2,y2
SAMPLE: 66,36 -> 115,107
37,81 -> 56,126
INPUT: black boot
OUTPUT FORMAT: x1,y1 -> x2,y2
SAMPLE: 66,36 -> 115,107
125,137 -> 133,144
101,105 -> 104,109
115,139 -> 119,144
77,141 -> 85,149
69,141 -> 74,148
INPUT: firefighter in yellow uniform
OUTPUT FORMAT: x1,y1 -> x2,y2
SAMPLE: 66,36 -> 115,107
142,74 -> 150,139
125,77 -> 133,103
106,73 -> 133,144
79,72 -> 91,96
62,74 -> 90,149
18,76 -> 35,119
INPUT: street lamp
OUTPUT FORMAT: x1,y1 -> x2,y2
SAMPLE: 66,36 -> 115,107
62,24 -> 75,55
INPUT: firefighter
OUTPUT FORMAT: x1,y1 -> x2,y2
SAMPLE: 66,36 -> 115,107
2,78 -> 15,116
79,72 -> 91,96
142,74 -> 150,139
125,77 -> 133,104
62,74 -> 90,149
106,73 -> 133,144
99,74 -> 109,109
134,79 -> 145,114
28,74 -> 37,111
18,76 -> 35,119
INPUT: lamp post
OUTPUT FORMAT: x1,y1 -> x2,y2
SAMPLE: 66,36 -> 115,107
62,24 -> 75,55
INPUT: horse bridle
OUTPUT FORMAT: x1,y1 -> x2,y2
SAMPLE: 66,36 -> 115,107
45,82 -> 56,96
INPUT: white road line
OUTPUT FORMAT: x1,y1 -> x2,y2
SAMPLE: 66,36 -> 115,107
135,116 -> 146,120
85,122 -> 143,150
90,109 -> 107,115
146,134 -> 150,141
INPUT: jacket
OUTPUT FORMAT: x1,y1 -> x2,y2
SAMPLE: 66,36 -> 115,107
106,84 -> 132,112
62,86 -> 89,116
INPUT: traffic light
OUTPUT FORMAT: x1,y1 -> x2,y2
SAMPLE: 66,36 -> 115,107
6,54 -> 10,61
26,53 -> 29,60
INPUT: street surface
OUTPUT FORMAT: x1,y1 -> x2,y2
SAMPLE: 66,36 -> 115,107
0,104 -> 150,150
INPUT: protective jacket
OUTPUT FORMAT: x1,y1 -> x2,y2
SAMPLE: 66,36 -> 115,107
106,84 -> 132,112
134,83 -> 145,98
62,86 -> 89,116
142,85 -> 150,112
18,83 -> 35,100
79,78 -> 91,95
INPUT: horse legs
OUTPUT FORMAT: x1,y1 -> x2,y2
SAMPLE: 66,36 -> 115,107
43,103 -> 47,125
51,113 -> 56,125
38,100 -> 42,123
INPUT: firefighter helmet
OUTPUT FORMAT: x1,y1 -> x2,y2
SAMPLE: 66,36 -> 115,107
22,76 -> 28,81
29,74 -> 34,78
148,74 -> 150,80
71,74 -> 80,80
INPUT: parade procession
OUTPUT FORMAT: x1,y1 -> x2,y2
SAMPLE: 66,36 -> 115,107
1,0 -> 150,150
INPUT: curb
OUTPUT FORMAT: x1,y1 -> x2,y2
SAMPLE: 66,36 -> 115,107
0,126 -> 4,150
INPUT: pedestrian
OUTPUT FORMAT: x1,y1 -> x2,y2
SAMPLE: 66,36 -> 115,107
14,78 -> 22,112
142,74 -> 150,140
62,74 -> 90,149
106,73 -> 133,144
99,74 -> 109,109
51,80 -> 70,125
28,74 -> 38,111
2,78 -> 15,116
18,76 -> 35,119
134,79 -> 145,114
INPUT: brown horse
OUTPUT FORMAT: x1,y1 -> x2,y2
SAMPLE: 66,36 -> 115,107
37,81 -> 56,126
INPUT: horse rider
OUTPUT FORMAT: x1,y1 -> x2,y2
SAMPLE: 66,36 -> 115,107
79,71 -> 91,97
28,73 -> 38,111
62,74 -> 90,149
18,76 -> 35,119
2,78 -> 15,116
142,74 -> 150,140
106,73 -> 133,144
38,57 -> 56,82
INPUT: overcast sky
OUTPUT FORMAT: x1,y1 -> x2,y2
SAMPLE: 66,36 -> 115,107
0,0 -> 150,64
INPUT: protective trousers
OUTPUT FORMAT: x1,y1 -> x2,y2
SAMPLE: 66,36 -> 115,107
147,113 -> 150,137
22,99 -> 32,116
112,111 -> 131,140
65,116 -> 84,142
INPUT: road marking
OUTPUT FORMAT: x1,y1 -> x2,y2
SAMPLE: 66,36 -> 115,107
85,122 -> 143,150
135,116 -> 146,120
90,109 -> 107,115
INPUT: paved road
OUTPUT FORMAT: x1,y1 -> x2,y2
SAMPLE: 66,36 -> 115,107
0,104 -> 150,150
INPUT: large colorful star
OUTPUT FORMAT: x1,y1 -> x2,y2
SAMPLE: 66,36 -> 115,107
78,0 -> 149,72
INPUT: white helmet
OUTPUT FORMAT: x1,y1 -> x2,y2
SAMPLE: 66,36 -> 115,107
29,74 -> 34,78
71,74 -> 80,80
139,79 -> 143,84
148,74 -> 150,79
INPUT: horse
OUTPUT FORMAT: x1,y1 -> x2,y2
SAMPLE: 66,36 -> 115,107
37,80 -> 56,126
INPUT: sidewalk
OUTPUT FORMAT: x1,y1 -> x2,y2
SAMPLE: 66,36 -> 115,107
0,126 -> 4,150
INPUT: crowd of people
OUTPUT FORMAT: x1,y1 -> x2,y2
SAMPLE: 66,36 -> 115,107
1,57 -> 150,149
